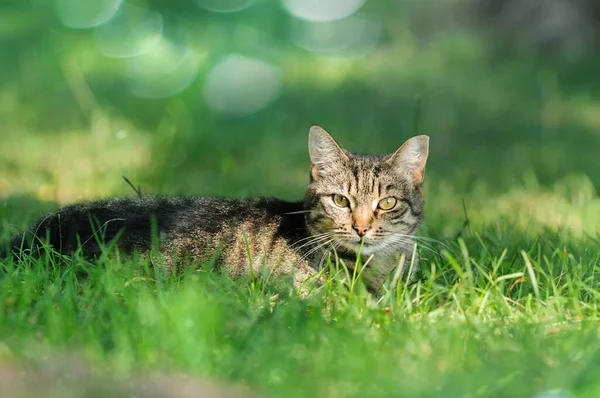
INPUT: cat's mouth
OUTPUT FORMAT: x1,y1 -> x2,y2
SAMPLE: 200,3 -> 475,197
337,242 -> 383,258
340,238 -> 383,254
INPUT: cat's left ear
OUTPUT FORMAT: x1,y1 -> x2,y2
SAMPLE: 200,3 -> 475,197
387,135 -> 430,185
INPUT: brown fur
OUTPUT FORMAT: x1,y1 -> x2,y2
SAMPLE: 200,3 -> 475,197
6,126 -> 429,292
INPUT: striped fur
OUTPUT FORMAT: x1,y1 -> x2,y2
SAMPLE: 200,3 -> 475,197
305,126 -> 429,290
5,125 -> 429,293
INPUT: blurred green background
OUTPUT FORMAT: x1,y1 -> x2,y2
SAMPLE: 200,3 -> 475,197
3,3 -> 600,396
1,0 -> 600,235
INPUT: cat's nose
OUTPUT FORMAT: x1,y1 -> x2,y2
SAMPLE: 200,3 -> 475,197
353,224 -> 371,237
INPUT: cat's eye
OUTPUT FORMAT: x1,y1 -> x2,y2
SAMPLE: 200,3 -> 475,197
378,197 -> 397,210
332,194 -> 350,208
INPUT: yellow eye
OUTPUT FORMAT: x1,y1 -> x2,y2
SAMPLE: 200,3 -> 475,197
378,197 -> 397,210
332,194 -> 350,208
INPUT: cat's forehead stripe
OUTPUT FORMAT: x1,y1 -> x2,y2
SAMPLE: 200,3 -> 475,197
372,165 -> 381,177
372,173 -> 379,196
356,166 -> 363,194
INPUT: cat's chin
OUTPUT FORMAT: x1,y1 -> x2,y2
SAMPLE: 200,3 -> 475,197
340,240 -> 384,256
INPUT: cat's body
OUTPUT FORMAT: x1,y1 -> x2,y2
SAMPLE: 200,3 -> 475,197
5,126 -> 430,292
8,196 -> 319,286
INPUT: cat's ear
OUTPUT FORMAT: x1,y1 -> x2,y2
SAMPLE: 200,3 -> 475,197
308,125 -> 348,179
387,135 -> 430,185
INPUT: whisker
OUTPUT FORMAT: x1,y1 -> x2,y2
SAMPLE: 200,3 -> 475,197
384,233 -> 453,252
290,232 -> 334,248
384,237 -> 438,254
301,238 -> 336,261
294,235 -> 336,252
318,240 -> 340,269
291,234 -> 332,248
282,210 -> 311,215
393,233 -> 451,246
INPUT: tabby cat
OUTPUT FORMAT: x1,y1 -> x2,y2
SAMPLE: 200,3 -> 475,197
5,125 -> 429,292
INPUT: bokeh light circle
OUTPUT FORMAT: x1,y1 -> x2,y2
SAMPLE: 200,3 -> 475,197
292,16 -> 381,56
195,0 -> 256,13
281,0 -> 367,22
55,0 -> 123,29
204,54 -> 282,116
95,4 -> 163,58
125,40 -> 202,99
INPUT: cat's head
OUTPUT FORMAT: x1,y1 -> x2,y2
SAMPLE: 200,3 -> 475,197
304,125 -> 429,255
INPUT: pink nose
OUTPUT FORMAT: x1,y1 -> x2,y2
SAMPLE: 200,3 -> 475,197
353,225 -> 370,237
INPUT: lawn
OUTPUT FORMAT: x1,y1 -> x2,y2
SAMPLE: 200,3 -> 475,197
1,1 -> 600,397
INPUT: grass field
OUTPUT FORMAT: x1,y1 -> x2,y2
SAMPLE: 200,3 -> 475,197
2,1 -> 600,397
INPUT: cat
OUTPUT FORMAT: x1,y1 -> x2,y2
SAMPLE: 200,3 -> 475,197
4,125 -> 429,293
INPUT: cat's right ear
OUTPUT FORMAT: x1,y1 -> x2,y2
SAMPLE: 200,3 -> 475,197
308,125 -> 348,180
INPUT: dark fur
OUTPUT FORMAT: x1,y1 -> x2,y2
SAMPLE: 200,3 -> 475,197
3,126 -> 430,291
7,197 -> 307,265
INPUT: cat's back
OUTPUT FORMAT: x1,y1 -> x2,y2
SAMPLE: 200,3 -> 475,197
8,195 -> 307,263
158,196 -> 303,233
160,196 -> 310,274
75,195 -> 313,281
18,195 -> 300,228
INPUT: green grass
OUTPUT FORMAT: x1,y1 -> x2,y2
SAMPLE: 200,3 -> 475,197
3,1 -> 600,396
2,182 -> 600,397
